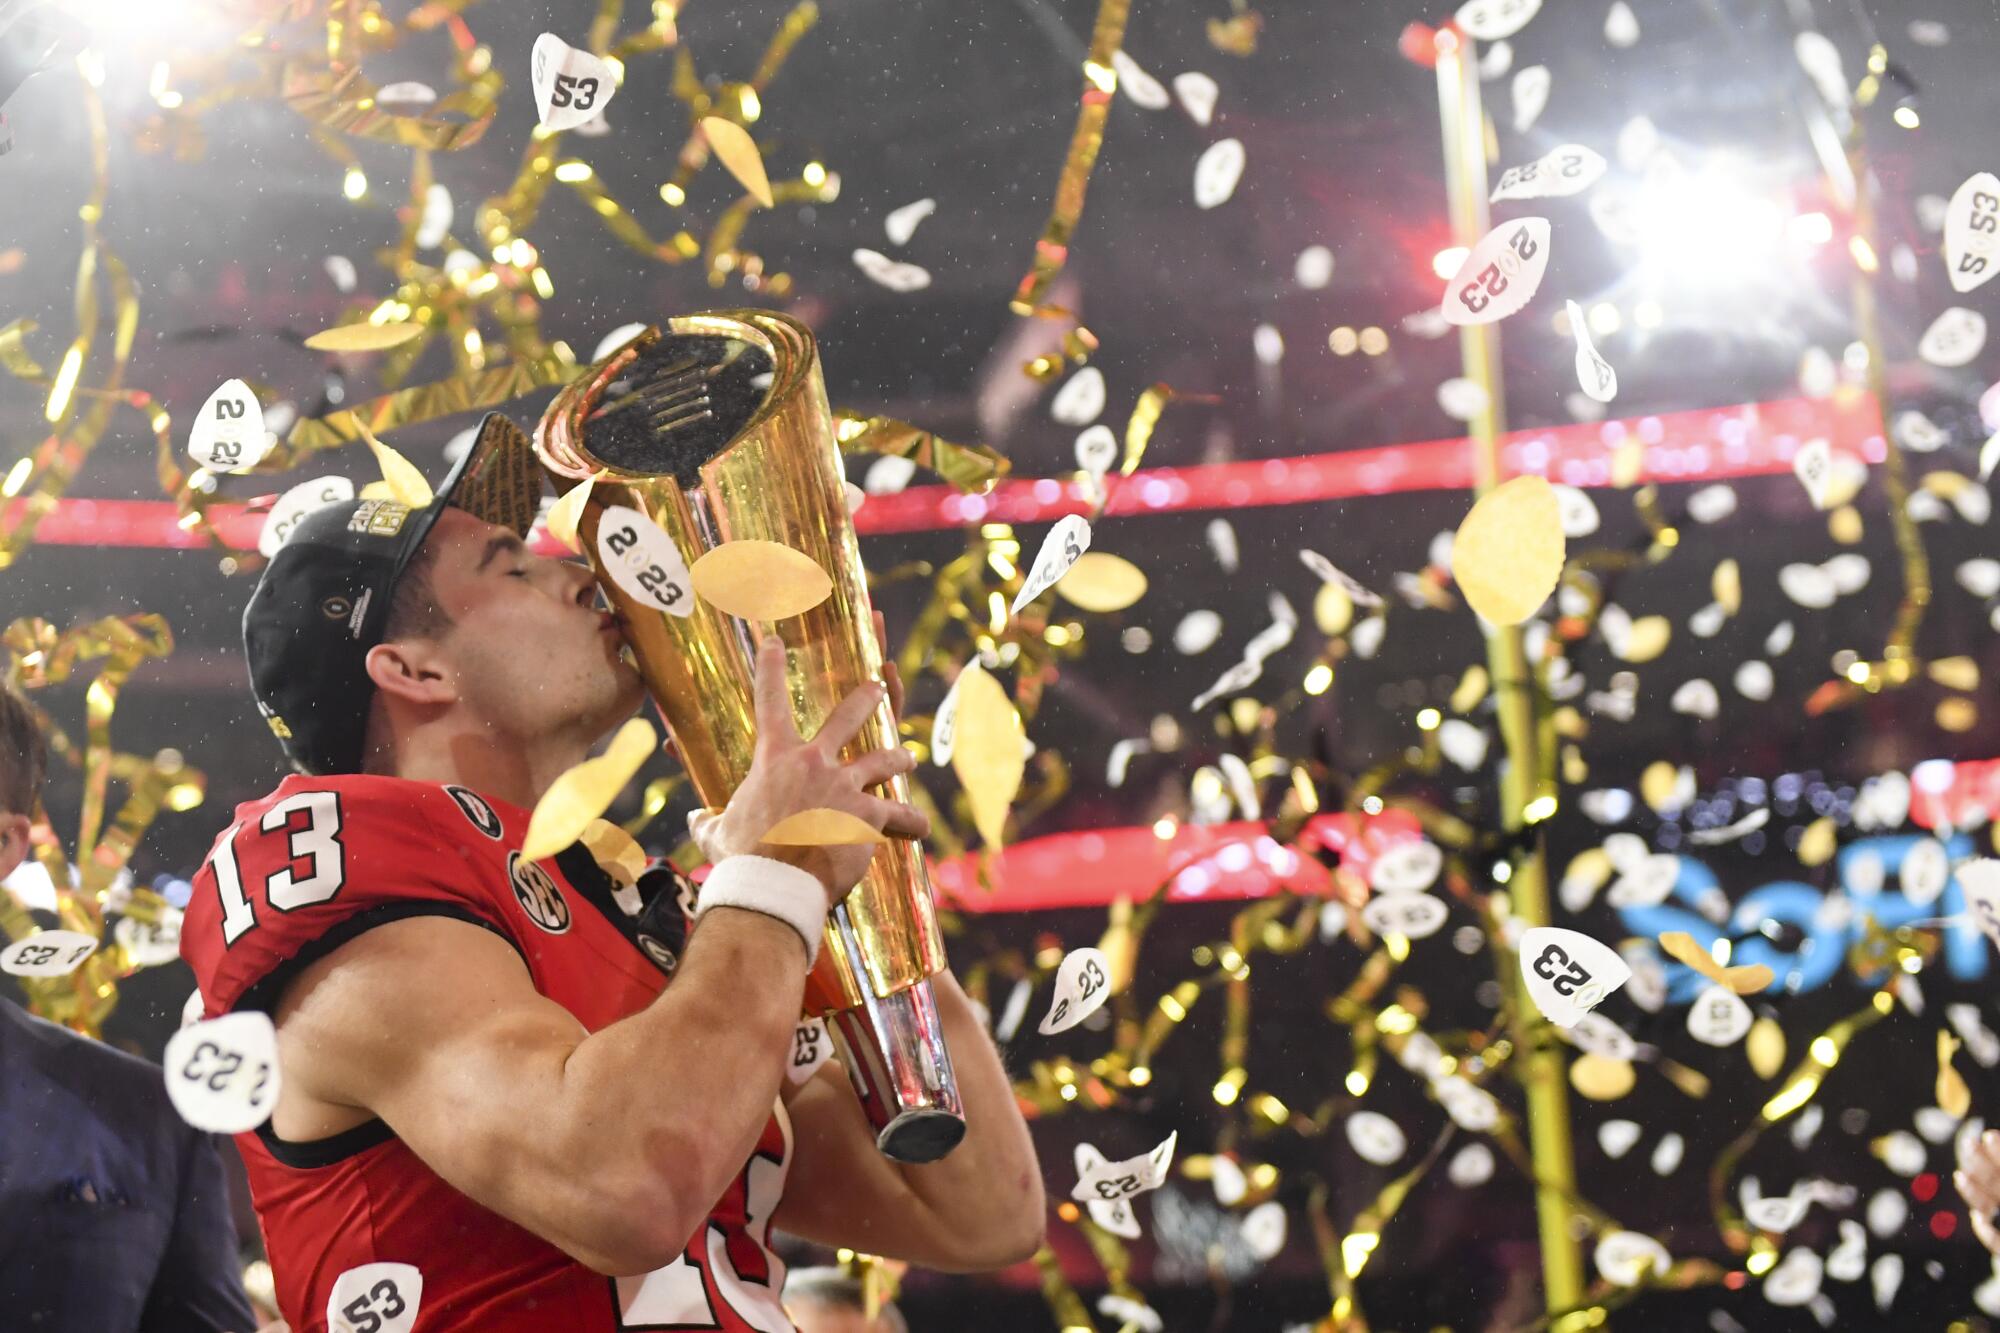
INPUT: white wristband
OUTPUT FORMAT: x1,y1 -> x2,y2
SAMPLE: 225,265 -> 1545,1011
694,855 -> 826,967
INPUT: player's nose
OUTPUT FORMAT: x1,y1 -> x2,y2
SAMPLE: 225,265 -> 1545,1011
560,558 -> 598,607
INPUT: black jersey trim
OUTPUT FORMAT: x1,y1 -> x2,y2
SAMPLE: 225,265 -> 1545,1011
235,900 -> 524,1171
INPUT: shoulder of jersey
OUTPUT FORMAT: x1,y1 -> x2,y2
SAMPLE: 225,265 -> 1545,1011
217,774 -> 516,863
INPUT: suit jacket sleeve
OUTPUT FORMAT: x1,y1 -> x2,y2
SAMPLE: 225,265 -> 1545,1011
140,1126 -> 258,1333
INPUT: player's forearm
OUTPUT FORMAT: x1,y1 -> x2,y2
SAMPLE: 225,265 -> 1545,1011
889,970 -> 1046,1269
555,906 -> 805,1258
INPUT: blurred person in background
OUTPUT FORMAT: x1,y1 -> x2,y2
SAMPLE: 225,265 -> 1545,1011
783,1266 -> 909,1333
0,682 -> 260,1332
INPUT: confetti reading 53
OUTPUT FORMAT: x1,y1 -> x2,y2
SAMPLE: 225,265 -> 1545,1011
1011,515 -> 1093,614
1945,172 -> 2000,295
530,33 -> 619,134
326,1262 -> 423,1333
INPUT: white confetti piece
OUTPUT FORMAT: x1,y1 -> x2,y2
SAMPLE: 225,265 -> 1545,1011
1436,1074 -> 1501,1132
1552,484 -> 1600,538
884,198 -> 937,246
1207,518 -> 1240,572
1651,1132 -> 1685,1176
1241,1201 -> 1287,1260
1824,552 -> 1871,594
1671,678 -> 1719,719
1909,20 -> 1951,47
1478,39 -> 1514,78
1689,807 -> 1770,846
163,1010 -> 281,1134
1299,550 -> 1383,606
260,476 -> 355,558
1361,893 -> 1449,940
1794,33 -> 1849,111
596,505 -> 694,619
1869,1253 -> 1902,1311
1919,307 -> 1987,368
1072,1131 -> 1177,1204
1765,620 -> 1796,655
1899,838 -> 1949,907
1448,1141 -> 1496,1187
1733,660 -> 1774,702
1173,71 -> 1219,126
1595,1231 -> 1670,1287
1607,853 -> 1679,908
1193,138 -> 1246,209
188,379 -> 269,474
1598,1120 -> 1642,1159
786,1018 -> 835,1085
1519,926 -> 1630,1027
530,33 -> 617,134
1745,1191 -> 1810,1233
1088,1193 -> 1141,1239
1604,1 -> 1639,47
1567,1012 -> 1639,1061
1345,1110 -> 1407,1165
863,454 -> 917,496
1039,946 -> 1111,1035
1437,377 -> 1490,421
1441,218 -> 1551,326
590,322 -> 650,363
1792,437 -> 1833,509
1074,424 -> 1118,477
1097,1295 -> 1162,1332
1370,840 -> 1443,894
1173,610 -> 1223,654
930,661 -> 982,766
324,254 -> 358,292
1438,718 -> 1489,771
1294,244 -> 1333,289
114,908 -> 182,968
0,929 -> 98,978
1895,410 -> 1949,452
376,81 -> 437,108
327,1263 -> 422,1333
1827,1219 -> 1868,1281
1566,301 -> 1617,403
1959,558 -> 2000,598
852,248 -> 932,292
1960,860 -> 2000,951
1686,484 -> 1738,524
1051,366 -> 1107,426
1686,983 -> 1753,1047
1011,514 -> 1092,613
1778,563 -> 1837,609
1511,65 -> 1550,133
1946,173 -> 2000,294
1455,0 -> 1543,42
1111,50 -> 1169,109
415,183 -> 453,250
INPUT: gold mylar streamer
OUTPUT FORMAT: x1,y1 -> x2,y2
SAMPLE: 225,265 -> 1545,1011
355,423 -> 436,508
281,59 -> 497,152
833,411 -> 1011,493
279,353 -> 580,455
1939,1029 -> 1971,1118
1008,0 -> 1132,316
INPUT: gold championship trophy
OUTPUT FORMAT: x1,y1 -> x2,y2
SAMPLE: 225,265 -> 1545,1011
536,311 -> 964,1162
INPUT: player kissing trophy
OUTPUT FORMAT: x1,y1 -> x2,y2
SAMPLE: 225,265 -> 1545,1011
536,311 -> 964,1162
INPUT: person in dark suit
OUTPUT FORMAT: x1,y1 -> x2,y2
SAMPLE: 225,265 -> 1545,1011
0,682 -> 258,1332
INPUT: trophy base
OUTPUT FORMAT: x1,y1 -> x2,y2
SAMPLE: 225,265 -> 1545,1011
827,906 -> 966,1164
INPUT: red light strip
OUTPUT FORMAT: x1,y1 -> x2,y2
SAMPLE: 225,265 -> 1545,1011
12,391 -> 1884,551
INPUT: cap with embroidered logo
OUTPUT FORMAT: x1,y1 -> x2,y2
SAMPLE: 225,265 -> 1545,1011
242,412 -> 544,775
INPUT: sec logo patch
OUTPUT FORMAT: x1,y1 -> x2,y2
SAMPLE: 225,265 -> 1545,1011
508,853 -> 571,934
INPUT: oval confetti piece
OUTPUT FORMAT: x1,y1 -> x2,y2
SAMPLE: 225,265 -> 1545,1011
1072,1130 -> 1177,1203
1570,1053 -> 1636,1100
188,379 -> 269,473
690,540 -> 834,621
1193,138 -> 1246,209
1598,1119 -> 1642,1158
1566,1012 -> 1638,1061
1110,50 -> 1169,109
1448,1142 -> 1496,1187
1051,366 -> 1106,426
355,423 -> 435,508
303,321 -> 425,353
1048,551 -> 1147,614
1511,65 -> 1550,132
1946,173 -> 2000,294
1748,1016 -> 1787,1078
1360,892 -> 1449,940
596,504 -> 695,618
1451,474 -> 1566,625
1566,301 -> 1617,403
1344,1111 -> 1407,1165
531,32 -> 619,133
520,717 -> 656,861
787,1018 -> 835,1085
260,476 -> 355,558
1594,1231 -> 1669,1287
1370,840 -> 1443,894
699,117 -> 773,208
951,661 -> 1026,849
1519,926 -> 1630,1027
1173,71 -> 1219,126
884,197 -> 936,246
760,807 -> 888,847
1455,0 -> 1543,41
1745,1192 -> 1809,1233
1650,1132 -> 1684,1175
0,929 -> 99,978
1671,678 -> 1719,719
1039,946 -> 1112,1035
163,1010 -> 282,1134
1013,514 -> 1093,613
1241,1200 -> 1287,1259
1442,218 -> 1551,327
1765,1250 -> 1824,1307
1686,983 -> 1753,1046
1491,144 -> 1607,203
1919,307 -> 1987,368
545,472 -> 597,553
327,1263 -> 423,1333
852,248 -> 933,292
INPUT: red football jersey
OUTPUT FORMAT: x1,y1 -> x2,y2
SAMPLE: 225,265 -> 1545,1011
180,772 -> 796,1333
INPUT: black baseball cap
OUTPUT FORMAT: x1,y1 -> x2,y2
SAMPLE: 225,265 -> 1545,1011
243,412 -> 544,775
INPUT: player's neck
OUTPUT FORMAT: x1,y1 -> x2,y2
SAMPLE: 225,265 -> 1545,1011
378,713 -> 591,811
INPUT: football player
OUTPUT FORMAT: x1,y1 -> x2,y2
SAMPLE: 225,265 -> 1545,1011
180,415 -> 1044,1331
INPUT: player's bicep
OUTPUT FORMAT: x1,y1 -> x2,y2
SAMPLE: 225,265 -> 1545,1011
271,915 -> 597,1228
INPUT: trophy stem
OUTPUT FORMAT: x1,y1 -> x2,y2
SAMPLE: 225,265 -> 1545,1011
826,904 -> 966,1164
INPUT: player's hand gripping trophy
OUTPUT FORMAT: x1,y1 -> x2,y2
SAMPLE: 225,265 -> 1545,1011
536,312 -> 963,1162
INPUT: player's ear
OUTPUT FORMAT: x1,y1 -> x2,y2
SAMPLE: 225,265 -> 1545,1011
364,638 -> 458,707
